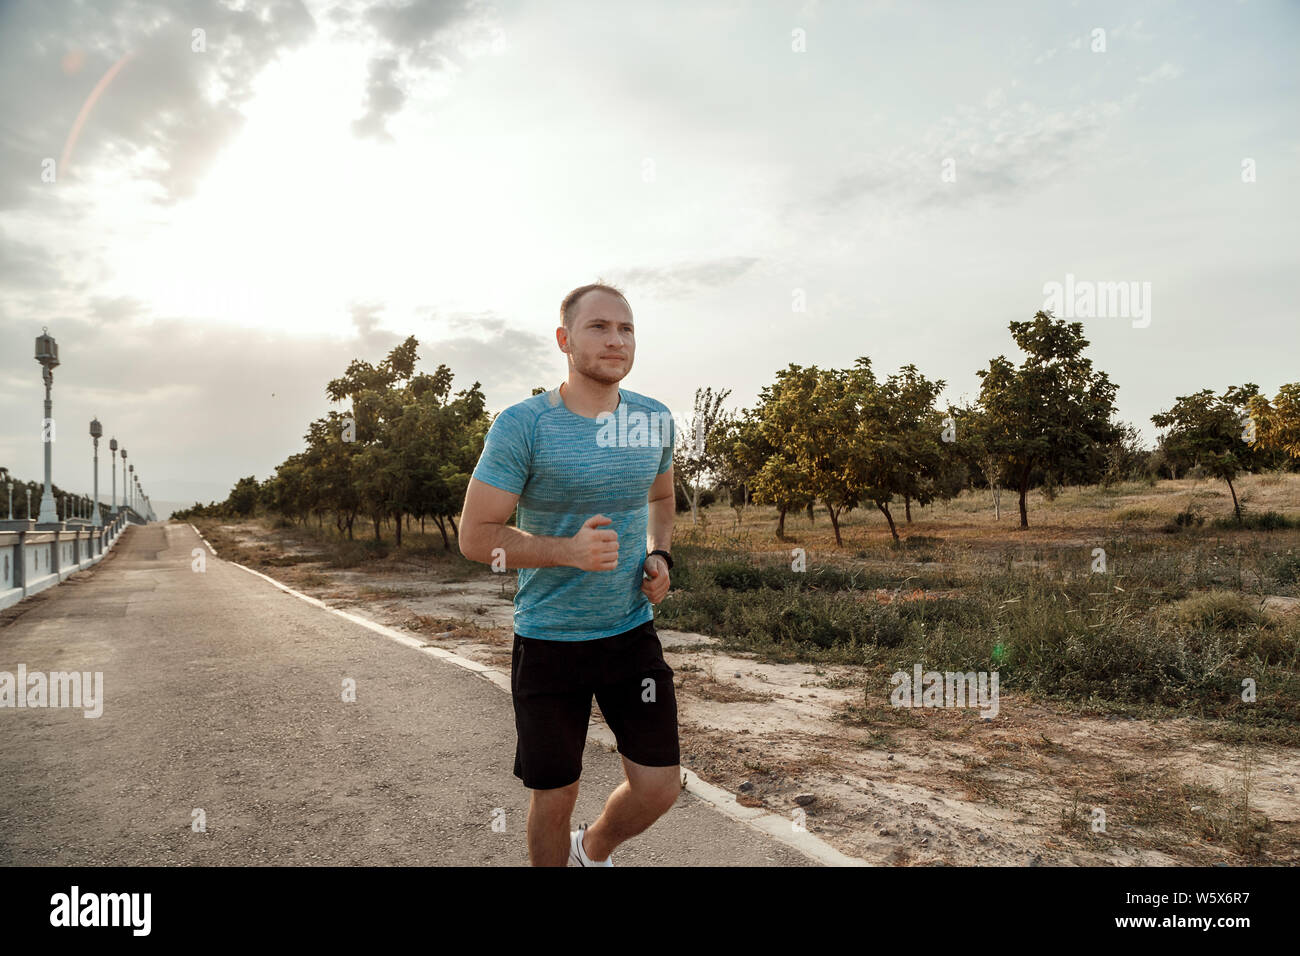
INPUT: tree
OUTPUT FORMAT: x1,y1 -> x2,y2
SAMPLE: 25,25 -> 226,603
884,364 -> 952,524
801,362 -> 867,546
843,359 -> 952,544
1248,383 -> 1300,461
1152,384 -> 1261,522
326,337 -> 420,543
397,368 -> 488,550
974,311 -> 1122,528
727,376 -> 815,539
712,415 -> 754,531
1101,421 -> 1149,488
227,476 -> 260,517
950,401 -> 1010,520
305,412 -> 362,537
672,386 -> 731,526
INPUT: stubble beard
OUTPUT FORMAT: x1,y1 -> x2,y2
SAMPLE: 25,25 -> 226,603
574,350 -> 629,387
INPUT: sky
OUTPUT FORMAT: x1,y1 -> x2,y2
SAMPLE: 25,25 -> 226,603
1,0 -> 1297,517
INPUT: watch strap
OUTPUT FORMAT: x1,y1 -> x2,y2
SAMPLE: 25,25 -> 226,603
648,549 -> 673,571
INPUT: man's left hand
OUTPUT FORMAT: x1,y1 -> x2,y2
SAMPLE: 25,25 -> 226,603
641,553 -> 671,604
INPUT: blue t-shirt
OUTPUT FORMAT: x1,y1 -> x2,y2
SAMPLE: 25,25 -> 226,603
470,385 -> 675,641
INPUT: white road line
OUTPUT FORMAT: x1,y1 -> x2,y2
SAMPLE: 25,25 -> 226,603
204,527 -> 866,866
189,523 -> 217,556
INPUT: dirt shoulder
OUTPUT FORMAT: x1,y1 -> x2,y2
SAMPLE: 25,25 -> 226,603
193,518 -> 1300,866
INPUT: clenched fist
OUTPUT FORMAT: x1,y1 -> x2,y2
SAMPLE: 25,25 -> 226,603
568,514 -> 619,571
641,553 -> 670,604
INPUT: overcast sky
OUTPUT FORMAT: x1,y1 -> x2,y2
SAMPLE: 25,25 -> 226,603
1,0 -> 1296,515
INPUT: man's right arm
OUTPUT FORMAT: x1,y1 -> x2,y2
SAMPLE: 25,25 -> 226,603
459,477 -> 571,568
459,478 -> 618,571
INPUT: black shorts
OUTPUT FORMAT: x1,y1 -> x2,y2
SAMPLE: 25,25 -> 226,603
511,618 -> 680,790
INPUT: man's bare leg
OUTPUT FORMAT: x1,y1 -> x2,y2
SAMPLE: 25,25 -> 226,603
526,778 -> 580,866
580,756 -> 681,862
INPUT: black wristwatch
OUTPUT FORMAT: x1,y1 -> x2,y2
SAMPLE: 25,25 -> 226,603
647,549 -> 673,571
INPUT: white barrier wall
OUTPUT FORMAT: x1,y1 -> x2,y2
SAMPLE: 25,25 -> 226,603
0,510 -> 140,611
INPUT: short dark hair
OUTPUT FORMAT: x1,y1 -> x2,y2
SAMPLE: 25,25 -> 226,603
560,282 -> 632,331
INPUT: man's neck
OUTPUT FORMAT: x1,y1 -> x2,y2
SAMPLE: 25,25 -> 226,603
559,377 -> 621,418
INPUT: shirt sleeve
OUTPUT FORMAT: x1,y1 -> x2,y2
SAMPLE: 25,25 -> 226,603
657,409 -> 675,475
471,405 -> 532,495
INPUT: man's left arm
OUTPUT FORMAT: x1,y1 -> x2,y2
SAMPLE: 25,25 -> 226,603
642,464 -> 674,603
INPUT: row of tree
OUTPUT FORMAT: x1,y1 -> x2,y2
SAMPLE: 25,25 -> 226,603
176,337 -> 489,548
176,312 -> 1299,546
677,312 -> 1298,540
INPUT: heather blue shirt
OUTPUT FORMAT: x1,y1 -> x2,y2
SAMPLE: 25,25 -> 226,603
470,385 -> 675,641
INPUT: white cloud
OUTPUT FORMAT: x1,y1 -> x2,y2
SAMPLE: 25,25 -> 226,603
1138,62 -> 1183,84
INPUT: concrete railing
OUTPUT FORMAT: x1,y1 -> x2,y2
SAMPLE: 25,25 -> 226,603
0,509 -> 142,611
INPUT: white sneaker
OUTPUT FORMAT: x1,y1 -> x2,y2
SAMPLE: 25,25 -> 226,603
569,823 -> 614,867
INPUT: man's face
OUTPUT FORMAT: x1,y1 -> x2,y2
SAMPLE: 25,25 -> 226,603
561,290 -> 635,384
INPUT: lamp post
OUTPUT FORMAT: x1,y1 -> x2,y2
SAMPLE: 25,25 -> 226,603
128,464 -> 134,513
90,419 -> 103,527
35,328 -> 60,525
109,437 -> 118,514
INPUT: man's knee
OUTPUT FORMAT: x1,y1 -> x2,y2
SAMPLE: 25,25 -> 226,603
628,763 -> 681,813
529,778 -> 580,818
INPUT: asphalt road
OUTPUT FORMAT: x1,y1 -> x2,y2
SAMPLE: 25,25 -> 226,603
0,522 -> 814,866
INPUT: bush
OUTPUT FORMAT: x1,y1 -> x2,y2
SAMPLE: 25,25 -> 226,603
1163,507 -> 1205,533
674,484 -> 716,513
1211,511 -> 1295,531
328,541 -> 378,568
1161,591 -> 1268,632
711,561 -> 777,591
1264,552 -> 1300,587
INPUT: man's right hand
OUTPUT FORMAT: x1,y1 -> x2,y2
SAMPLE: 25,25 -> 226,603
568,514 -> 619,571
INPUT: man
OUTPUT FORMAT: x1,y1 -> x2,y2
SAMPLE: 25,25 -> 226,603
459,282 -> 680,867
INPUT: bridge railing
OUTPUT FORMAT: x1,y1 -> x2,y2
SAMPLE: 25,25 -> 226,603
0,509 -> 139,611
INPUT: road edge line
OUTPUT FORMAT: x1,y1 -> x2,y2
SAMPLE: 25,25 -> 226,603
190,523 -> 218,556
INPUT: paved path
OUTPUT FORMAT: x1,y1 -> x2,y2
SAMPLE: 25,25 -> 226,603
0,523 -> 814,866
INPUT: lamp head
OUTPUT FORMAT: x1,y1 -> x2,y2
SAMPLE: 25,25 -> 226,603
34,328 -> 59,370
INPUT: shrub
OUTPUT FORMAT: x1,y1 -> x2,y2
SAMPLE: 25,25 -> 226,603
1161,591 -> 1268,632
1264,552 -> 1300,587
1211,511 -> 1295,531
1164,507 -> 1206,532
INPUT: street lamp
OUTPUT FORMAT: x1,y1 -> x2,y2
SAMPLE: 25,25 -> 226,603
128,463 -> 134,513
109,436 -> 118,514
91,421 -> 103,526
34,328 -> 59,525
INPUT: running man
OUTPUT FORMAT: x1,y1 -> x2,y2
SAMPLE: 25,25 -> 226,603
459,282 -> 680,867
